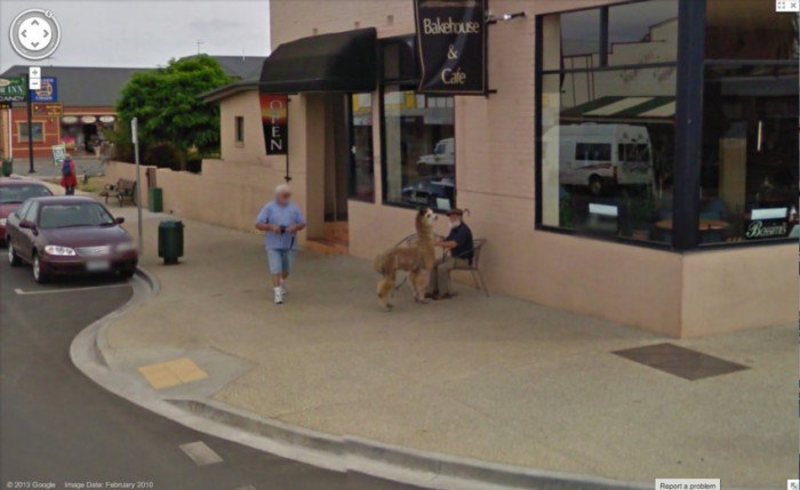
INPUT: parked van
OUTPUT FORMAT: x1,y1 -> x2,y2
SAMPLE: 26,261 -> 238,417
417,137 -> 455,167
546,123 -> 654,195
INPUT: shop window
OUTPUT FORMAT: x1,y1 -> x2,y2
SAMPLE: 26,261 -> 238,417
348,93 -> 375,202
706,0 -> 798,60
234,116 -> 244,145
539,0 -> 678,244
382,87 -> 455,211
18,122 -> 44,142
699,66 -> 798,244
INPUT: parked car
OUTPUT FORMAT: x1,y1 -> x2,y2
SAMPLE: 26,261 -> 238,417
6,196 -> 138,283
402,176 -> 455,209
0,178 -> 53,246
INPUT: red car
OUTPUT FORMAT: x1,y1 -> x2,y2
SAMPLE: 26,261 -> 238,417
6,196 -> 138,283
0,178 -> 53,245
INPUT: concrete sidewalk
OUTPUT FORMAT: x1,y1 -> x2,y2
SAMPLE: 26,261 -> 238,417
99,206 -> 793,489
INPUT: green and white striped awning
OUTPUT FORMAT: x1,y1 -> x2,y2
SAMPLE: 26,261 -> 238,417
561,96 -> 675,121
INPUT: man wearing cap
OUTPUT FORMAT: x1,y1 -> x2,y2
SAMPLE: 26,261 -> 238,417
255,184 -> 306,304
428,208 -> 474,300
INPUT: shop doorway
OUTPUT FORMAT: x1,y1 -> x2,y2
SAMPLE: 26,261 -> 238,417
306,94 -> 352,254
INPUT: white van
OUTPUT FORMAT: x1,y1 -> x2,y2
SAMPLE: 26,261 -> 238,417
547,124 -> 654,195
417,138 -> 455,167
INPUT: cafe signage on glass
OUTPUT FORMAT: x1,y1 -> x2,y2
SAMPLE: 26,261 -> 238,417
414,0 -> 487,95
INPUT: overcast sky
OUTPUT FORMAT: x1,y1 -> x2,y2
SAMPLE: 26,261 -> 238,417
0,0 -> 271,73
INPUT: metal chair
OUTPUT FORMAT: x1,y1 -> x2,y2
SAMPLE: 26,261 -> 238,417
445,238 -> 489,296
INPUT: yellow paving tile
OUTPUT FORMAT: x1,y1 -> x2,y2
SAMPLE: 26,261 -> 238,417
138,363 -> 182,390
137,357 -> 208,390
169,357 -> 209,383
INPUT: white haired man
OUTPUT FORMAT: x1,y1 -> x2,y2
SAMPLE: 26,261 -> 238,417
255,184 -> 307,304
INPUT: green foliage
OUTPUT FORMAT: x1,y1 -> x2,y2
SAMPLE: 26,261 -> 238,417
116,55 -> 233,157
144,142 -> 185,171
103,120 -> 135,163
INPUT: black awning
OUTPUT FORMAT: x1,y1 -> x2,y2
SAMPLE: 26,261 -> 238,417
259,28 -> 377,94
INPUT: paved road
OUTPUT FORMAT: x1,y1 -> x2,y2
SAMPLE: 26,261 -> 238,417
0,259 -> 422,490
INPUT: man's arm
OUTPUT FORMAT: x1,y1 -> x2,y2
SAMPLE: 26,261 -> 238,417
288,207 -> 307,233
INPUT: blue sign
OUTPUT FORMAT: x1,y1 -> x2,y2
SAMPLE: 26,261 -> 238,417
31,77 -> 57,102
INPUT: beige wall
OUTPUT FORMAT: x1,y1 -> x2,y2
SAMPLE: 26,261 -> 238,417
132,0 -> 795,338
219,90 -> 266,164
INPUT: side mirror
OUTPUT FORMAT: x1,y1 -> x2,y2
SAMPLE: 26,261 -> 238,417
115,217 -> 125,225
19,220 -> 36,230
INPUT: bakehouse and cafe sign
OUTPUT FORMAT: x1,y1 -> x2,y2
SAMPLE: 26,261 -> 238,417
414,0 -> 487,95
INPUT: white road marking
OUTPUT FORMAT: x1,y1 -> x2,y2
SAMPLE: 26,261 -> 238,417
179,441 -> 223,466
14,283 -> 129,295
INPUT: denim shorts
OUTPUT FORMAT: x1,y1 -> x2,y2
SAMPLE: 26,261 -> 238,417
267,249 -> 294,275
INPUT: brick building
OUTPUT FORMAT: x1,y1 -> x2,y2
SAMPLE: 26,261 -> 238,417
186,0 -> 796,337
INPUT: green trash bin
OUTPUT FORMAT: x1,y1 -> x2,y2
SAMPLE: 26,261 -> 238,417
158,220 -> 184,265
1,159 -> 13,177
149,187 -> 163,212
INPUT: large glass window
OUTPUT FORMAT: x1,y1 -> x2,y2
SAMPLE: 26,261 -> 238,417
382,87 -> 455,211
540,1 -> 678,243
699,64 -> 798,244
349,93 -> 375,202
706,0 -> 798,60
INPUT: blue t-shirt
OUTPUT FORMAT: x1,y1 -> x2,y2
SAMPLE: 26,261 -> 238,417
255,200 -> 306,250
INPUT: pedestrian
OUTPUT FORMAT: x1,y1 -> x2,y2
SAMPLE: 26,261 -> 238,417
60,156 -> 78,196
255,184 -> 307,304
427,208 -> 474,300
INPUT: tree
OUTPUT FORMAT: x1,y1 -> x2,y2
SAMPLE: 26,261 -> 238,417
116,55 -> 233,157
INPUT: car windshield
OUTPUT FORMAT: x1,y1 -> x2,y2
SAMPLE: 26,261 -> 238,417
38,202 -> 116,229
0,185 -> 52,204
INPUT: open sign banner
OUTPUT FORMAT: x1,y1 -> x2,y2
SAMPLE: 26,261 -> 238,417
260,94 -> 289,155
414,0 -> 487,95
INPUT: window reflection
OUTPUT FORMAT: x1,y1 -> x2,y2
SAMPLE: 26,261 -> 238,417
382,88 -> 455,211
700,65 -> 799,244
706,0 -> 799,60
349,93 -> 374,201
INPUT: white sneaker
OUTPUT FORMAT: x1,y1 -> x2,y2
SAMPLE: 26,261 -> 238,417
279,280 -> 287,296
273,287 -> 283,305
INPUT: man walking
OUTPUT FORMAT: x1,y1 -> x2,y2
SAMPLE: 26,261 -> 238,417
255,184 -> 306,304
427,208 -> 474,300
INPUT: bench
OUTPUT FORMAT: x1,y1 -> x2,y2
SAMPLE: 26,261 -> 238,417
101,179 -> 137,207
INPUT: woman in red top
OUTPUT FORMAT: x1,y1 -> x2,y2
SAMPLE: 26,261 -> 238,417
60,157 -> 78,195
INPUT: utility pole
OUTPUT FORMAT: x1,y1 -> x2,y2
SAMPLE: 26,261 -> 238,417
132,117 -> 143,254
19,71 -> 35,173
196,40 -> 204,54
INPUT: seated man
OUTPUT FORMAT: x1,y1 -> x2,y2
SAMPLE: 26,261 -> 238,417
427,208 -> 474,300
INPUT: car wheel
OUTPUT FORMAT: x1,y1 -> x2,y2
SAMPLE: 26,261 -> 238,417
589,176 -> 603,196
119,268 -> 135,279
32,253 -> 49,284
8,241 -> 22,266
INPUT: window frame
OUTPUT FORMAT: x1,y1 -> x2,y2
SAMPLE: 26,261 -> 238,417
379,84 -> 457,212
534,0 -> 797,251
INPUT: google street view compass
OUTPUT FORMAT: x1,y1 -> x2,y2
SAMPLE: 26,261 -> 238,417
8,8 -> 61,61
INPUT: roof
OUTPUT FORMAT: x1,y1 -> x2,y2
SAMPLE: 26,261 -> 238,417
0,177 -> 52,187
0,65 -> 149,108
200,80 -> 260,103
184,55 -> 267,80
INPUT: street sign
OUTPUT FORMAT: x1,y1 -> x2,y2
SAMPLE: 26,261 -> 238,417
131,117 -> 138,144
0,77 -> 27,103
32,77 -> 57,102
52,144 -> 66,165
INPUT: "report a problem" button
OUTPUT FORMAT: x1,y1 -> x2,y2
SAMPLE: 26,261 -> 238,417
655,479 -> 721,490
